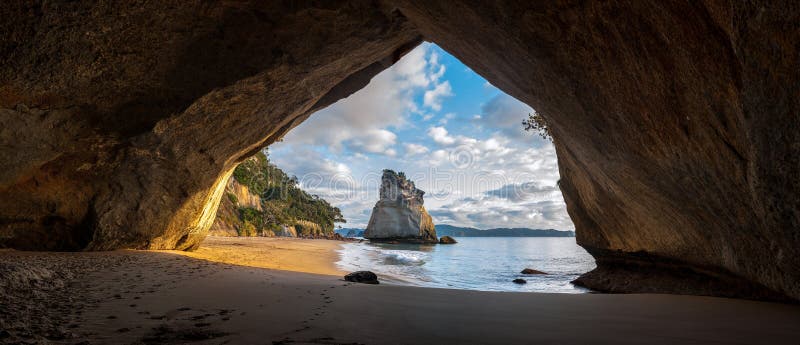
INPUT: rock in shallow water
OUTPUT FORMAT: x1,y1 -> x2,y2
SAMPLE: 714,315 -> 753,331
364,170 -> 437,243
344,271 -> 379,285
521,268 -> 547,275
512,279 -> 527,284
439,236 -> 457,244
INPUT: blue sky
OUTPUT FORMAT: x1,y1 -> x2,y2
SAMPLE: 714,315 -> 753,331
270,43 -> 573,230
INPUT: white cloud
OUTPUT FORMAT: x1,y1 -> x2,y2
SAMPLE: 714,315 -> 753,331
270,43 -> 571,230
429,197 -> 571,230
438,112 -> 456,125
404,143 -> 429,156
484,181 -> 561,202
427,126 -> 456,145
269,43 -> 455,228
415,128 -> 568,229
431,150 -> 448,161
346,129 -> 397,155
423,81 -> 453,111
474,93 -> 539,141
270,148 -> 352,184
278,43 -> 446,154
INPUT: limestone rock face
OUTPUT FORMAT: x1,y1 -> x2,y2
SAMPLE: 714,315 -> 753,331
225,178 -> 262,212
208,177 -> 261,237
393,0 -> 799,301
278,226 -> 298,238
364,170 -> 437,243
1,1 -> 798,301
0,0 -> 421,251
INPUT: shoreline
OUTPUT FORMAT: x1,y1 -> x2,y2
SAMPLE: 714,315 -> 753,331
1,249 -> 799,344
166,236 -> 347,276
2,237 -> 799,344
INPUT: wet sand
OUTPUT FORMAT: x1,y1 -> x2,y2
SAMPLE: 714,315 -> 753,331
1,240 -> 799,344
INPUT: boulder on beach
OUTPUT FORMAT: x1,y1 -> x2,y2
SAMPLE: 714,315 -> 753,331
364,170 -> 437,243
344,271 -> 379,284
512,278 -> 527,284
521,268 -> 547,275
439,236 -> 457,244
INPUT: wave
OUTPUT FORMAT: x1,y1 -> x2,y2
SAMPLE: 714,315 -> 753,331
382,251 -> 426,266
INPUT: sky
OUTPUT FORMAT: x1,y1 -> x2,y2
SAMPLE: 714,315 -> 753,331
269,43 -> 573,231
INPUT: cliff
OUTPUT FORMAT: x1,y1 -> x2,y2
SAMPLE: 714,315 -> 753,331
208,177 -> 265,237
209,152 -> 343,237
364,170 -> 437,243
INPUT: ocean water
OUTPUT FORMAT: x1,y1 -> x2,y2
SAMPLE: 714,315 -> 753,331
336,237 -> 597,293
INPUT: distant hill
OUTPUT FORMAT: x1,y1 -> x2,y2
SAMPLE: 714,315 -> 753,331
335,228 -> 365,238
435,224 -> 574,237
336,225 -> 574,238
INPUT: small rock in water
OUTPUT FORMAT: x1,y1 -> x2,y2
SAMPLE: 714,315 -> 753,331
344,271 -> 379,284
512,278 -> 527,284
521,268 -> 547,275
439,236 -> 457,244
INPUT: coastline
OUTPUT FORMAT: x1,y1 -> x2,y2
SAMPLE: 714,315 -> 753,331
1,249 -> 799,344
167,236 -> 347,276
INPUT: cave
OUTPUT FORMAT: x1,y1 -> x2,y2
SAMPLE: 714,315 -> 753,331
0,1 -> 797,302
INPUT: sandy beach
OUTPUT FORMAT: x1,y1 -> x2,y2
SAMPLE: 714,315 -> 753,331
168,236 -> 347,276
1,238 -> 799,344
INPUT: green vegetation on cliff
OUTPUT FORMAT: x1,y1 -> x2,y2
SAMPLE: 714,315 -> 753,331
229,150 -> 345,236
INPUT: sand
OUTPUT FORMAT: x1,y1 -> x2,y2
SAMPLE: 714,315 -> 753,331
168,236 -> 347,276
1,238 -> 799,345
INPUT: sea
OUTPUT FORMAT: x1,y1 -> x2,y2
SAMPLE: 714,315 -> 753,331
336,237 -> 596,293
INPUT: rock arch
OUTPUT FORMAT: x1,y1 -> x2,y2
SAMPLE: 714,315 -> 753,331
0,1 -> 797,301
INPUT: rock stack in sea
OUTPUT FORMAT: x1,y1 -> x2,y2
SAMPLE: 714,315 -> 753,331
364,170 -> 437,243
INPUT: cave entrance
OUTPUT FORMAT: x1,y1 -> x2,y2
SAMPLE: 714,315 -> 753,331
214,43 -> 595,293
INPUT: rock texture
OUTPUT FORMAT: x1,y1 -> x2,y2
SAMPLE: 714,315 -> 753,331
364,170 -> 437,243
344,271 -> 379,285
393,0 -> 800,301
209,177 -> 262,237
521,269 -> 547,275
0,1 -> 798,301
278,225 -> 298,238
439,236 -> 457,244
0,1 -> 421,251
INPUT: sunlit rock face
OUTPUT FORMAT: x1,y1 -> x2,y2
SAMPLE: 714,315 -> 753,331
364,170 -> 437,243
208,177 -> 261,237
0,0 -> 421,251
393,0 -> 799,301
0,1 -> 797,301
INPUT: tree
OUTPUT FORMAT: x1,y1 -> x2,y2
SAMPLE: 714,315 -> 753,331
228,148 -> 347,235
522,110 -> 552,141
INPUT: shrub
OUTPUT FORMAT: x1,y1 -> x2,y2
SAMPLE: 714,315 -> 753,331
226,192 -> 238,205
238,221 -> 257,237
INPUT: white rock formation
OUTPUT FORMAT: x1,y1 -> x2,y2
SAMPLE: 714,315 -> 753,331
364,170 -> 437,243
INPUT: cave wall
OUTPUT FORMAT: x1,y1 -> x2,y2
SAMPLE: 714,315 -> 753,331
393,0 -> 799,300
0,0 -> 421,250
0,1 -> 797,300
